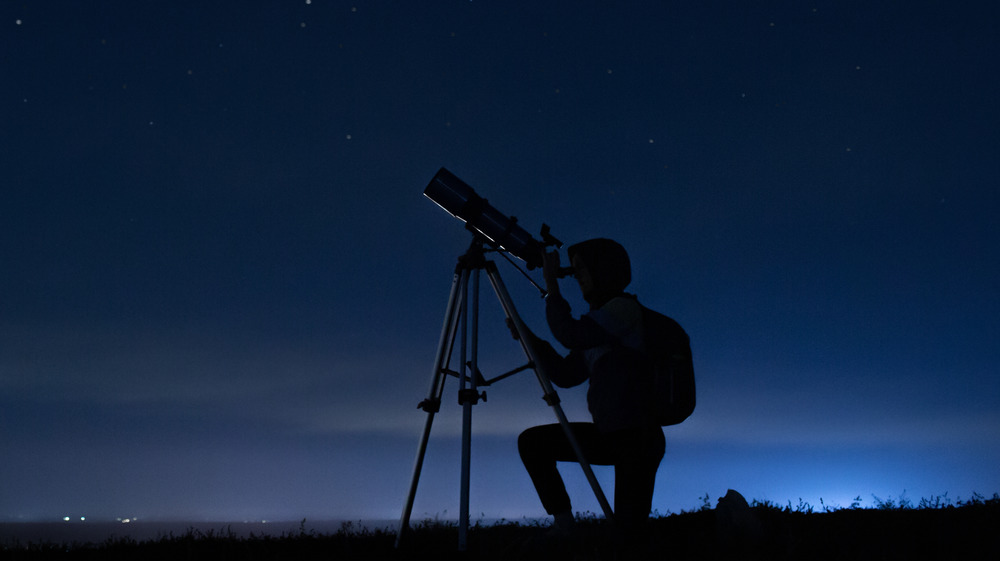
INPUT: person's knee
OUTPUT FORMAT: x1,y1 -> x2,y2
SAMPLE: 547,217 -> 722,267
517,427 -> 539,460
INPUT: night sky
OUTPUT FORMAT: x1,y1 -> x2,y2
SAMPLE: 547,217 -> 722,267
3,1 -> 998,524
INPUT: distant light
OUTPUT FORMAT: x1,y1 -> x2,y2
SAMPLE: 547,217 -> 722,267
16,19 -> 23,25
81,517 -> 86,521
63,517 -> 70,521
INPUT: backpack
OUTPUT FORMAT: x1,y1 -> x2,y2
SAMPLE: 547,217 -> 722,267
641,305 -> 696,426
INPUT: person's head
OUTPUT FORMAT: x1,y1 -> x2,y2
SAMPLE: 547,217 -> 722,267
566,238 -> 631,308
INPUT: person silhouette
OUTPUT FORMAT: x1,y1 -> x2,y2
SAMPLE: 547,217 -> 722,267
518,238 -> 665,549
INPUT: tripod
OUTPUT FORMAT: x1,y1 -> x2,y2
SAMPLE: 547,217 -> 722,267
396,236 -> 614,551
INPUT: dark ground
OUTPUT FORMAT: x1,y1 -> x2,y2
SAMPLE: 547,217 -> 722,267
2,500 -> 998,560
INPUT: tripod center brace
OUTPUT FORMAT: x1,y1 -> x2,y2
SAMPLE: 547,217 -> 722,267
396,238 -> 614,551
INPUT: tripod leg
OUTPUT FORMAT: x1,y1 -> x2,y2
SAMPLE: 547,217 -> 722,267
396,267 -> 468,548
457,267 -> 479,551
483,262 -> 616,523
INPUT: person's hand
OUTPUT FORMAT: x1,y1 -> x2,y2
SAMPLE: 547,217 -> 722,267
520,323 -> 542,346
542,250 -> 561,296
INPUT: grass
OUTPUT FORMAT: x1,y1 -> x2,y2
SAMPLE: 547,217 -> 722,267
2,493 -> 998,560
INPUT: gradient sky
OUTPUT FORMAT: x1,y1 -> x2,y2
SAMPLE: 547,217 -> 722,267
2,1 -> 998,524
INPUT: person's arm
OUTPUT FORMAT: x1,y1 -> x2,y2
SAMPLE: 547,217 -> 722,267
545,292 -> 617,350
541,250 -> 617,351
523,327 -> 588,388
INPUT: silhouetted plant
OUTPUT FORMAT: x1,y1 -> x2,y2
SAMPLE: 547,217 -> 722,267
918,493 -> 952,509
698,492 -> 712,511
788,497 -> 814,513
749,498 -> 781,511
871,494 -> 896,510
958,491 -> 992,506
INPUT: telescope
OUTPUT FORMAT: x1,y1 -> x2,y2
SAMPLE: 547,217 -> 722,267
424,168 -> 564,270
398,168 -> 615,552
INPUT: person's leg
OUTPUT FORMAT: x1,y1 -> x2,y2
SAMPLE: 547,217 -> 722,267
609,425 -> 665,552
518,422 -> 605,520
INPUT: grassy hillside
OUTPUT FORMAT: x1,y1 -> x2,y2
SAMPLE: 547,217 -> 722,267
3,494 -> 998,560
